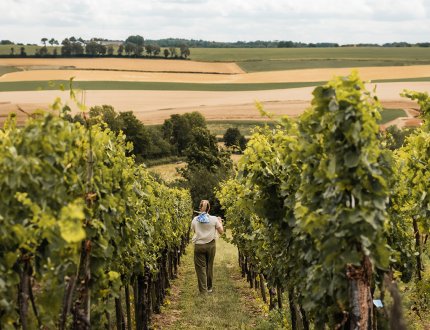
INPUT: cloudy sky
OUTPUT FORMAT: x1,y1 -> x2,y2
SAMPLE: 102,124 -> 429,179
2,0 -> 430,44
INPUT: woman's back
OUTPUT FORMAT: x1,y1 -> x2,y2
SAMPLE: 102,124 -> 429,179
191,214 -> 219,244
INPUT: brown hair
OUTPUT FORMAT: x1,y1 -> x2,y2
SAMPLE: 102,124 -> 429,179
199,200 -> 210,213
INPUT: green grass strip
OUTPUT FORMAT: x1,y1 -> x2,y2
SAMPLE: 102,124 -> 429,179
152,238 -> 266,329
0,77 -> 429,92
205,108 -> 406,136
0,66 -> 21,77
238,60 -> 430,72
379,109 -> 407,124
0,80 -> 323,92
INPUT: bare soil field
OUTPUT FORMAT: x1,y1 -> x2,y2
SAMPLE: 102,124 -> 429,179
0,58 -> 244,75
0,82 -> 426,126
1,65 -> 429,84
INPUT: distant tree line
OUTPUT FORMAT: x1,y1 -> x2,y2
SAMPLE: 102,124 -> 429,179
277,41 -> 340,48
2,35 -> 191,59
342,42 -> 430,48
4,38 -> 430,52
277,41 -> 430,48
146,38 -> 282,48
141,38 -> 430,48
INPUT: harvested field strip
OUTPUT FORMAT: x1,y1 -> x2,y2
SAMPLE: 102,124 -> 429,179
46,67 -> 240,75
0,58 -> 243,74
1,77 -> 430,92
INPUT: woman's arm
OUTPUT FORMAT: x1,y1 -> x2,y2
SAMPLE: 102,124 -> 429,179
216,217 -> 224,235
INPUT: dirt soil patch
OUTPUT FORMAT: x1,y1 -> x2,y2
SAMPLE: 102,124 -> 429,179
0,58 -> 243,75
0,64 -> 429,84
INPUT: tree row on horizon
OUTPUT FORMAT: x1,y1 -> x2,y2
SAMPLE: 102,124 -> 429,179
2,37 -> 430,49
2,35 -> 191,59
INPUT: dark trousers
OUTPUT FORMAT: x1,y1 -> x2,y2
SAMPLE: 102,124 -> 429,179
194,240 -> 216,293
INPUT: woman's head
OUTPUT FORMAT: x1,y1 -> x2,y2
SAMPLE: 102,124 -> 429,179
199,200 -> 210,213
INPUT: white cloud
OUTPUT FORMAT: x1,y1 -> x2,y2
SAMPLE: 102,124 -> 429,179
0,0 -> 429,43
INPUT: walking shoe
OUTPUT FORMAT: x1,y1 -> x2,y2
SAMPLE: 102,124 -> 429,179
208,288 -> 213,293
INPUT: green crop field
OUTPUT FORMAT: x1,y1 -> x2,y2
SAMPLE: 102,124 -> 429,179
190,47 -> 430,62
0,77 -> 429,92
0,66 -> 21,76
379,108 -> 407,124
238,58 -> 430,72
188,47 -> 430,72
0,45 -> 60,55
0,80 -> 324,92
206,109 -> 406,137
207,120 -> 276,136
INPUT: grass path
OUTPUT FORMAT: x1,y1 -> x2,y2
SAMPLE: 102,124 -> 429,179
152,238 -> 265,329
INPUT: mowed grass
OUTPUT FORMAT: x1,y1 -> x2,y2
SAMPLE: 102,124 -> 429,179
207,120 -> 276,136
147,154 -> 243,182
190,47 -> 430,62
148,162 -> 185,182
0,66 -> 21,77
0,77 -> 429,92
239,59 -> 430,72
207,109 -> 406,137
379,108 -> 407,124
190,47 -> 430,72
0,80 -> 324,92
152,238 -> 265,329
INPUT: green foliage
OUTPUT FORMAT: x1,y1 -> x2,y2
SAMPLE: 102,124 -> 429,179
61,38 -> 84,56
382,125 -> 415,150
179,165 -> 230,214
162,112 -> 207,155
179,44 -> 190,58
254,309 -> 289,330
73,105 -> 173,161
117,111 -> 151,159
295,72 -> 391,324
0,109 -> 192,328
402,90 -> 430,128
184,127 -> 227,170
223,127 -> 247,151
391,92 -> 430,292
408,279 -> 430,319
85,41 -> 107,56
178,126 -> 233,213
218,72 -> 395,327
125,35 -> 144,46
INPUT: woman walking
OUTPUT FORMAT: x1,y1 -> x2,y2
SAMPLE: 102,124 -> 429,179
191,200 -> 224,293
